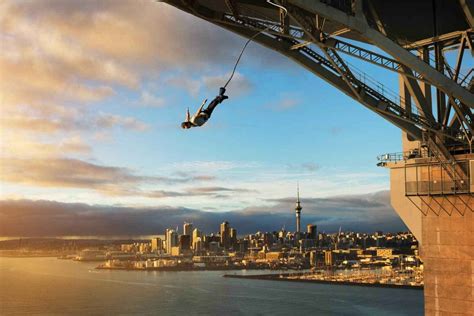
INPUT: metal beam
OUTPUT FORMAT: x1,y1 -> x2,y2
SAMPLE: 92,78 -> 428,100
400,65 -> 436,124
367,0 -> 386,36
285,7 -> 363,101
210,21 -> 423,140
459,0 -> 474,28
219,13 -> 466,89
225,0 -> 240,17
403,30 -> 468,50
289,0 -> 474,109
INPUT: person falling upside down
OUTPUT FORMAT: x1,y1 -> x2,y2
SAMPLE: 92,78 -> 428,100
181,87 -> 228,129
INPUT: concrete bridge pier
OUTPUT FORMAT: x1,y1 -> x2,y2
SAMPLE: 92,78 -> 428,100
387,143 -> 474,315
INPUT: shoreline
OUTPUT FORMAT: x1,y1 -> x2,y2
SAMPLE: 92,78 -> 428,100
96,266 -> 272,272
223,273 -> 424,290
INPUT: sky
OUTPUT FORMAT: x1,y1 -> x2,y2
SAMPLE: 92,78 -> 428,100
0,0 -> 410,236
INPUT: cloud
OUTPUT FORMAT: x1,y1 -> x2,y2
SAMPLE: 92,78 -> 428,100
265,93 -> 301,111
59,136 -> 92,154
164,71 -> 253,98
301,162 -> 320,172
260,191 -> 393,216
202,72 -> 254,97
287,162 -> 320,173
1,109 -> 150,135
166,76 -> 201,97
0,192 -> 407,236
0,157 -> 217,197
142,190 -> 185,198
0,157 -> 150,190
137,91 -> 166,108
185,186 -> 257,195
329,127 -> 343,135
170,161 -> 258,172
274,97 -> 299,110
96,113 -> 150,131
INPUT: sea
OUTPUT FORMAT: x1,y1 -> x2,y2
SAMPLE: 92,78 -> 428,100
0,257 -> 423,315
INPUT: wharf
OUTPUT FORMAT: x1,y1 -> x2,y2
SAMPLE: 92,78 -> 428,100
223,273 -> 423,290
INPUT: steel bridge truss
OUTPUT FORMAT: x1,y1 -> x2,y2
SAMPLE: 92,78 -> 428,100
164,0 -> 474,173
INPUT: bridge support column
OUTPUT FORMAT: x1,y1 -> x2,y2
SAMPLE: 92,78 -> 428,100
421,200 -> 473,314
388,157 -> 474,315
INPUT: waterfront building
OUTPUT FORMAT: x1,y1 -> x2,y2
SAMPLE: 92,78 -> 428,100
324,250 -> 333,266
170,246 -> 180,256
208,241 -> 220,253
265,251 -> 283,261
309,251 -> 317,266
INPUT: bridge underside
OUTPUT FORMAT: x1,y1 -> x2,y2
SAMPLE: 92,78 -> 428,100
163,0 -> 474,314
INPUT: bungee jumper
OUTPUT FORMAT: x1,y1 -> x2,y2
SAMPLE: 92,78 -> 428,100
181,87 -> 228,129
180,0 -> 287,129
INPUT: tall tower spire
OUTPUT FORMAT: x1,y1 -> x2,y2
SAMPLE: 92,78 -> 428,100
295,182 -> 302,233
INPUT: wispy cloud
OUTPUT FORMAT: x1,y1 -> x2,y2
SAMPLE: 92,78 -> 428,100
0,157 -> 217,197
286,162 -> 321,173
265,93 -> 301,111
137,91 -> 166,108
202,72 -> 253,97
166,76 -> 201,97
185,186 -> 257,195
96,113 -> 150,131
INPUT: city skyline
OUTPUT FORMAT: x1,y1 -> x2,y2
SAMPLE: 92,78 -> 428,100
0,188 -> 406,237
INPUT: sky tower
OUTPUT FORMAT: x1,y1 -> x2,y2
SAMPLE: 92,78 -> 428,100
295,183 -> 302,233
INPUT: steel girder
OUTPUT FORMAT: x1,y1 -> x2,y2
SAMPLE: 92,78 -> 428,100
290,0 -> 474,110
162,0 -> 474,153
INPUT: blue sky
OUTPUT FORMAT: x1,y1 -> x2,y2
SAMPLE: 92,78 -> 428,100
0,0 -> 412,234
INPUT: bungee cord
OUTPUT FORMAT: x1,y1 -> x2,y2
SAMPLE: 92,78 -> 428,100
223,0 -> 288,89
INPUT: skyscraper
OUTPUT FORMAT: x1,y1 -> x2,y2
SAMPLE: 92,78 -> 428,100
295,183 -> 302,233
183,222 -> 193,236
307,224 -> 317,239
220,221 -> 230,249
183,222 -> 193,245
165,229 -> 178,254
179,234 -> 191,250
230,228 -> 237,249
192,228 -> 202,245
151,237 -> 162,251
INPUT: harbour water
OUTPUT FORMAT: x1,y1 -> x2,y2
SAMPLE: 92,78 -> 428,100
0,257 -> 423,315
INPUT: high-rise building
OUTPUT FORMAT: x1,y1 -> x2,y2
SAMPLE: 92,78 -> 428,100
307,224 -> 317,239
193,237 -> 203,253
192,228 -> 202,246
165,229 -> 178,254
179,234 -> 191,250
295,183 -> 302,233
220,221 -> 230,249
183,222 -> 193,237
151,237 -> 162,251
230,227 -> 237,248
